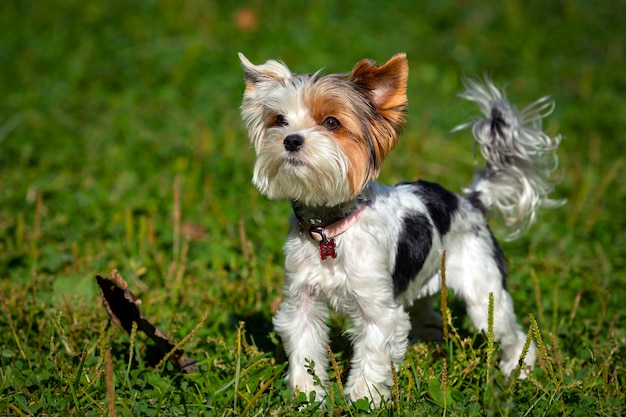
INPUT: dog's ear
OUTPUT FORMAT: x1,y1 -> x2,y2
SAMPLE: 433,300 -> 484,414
348,53 -> 408,128
238,52 -> 292,93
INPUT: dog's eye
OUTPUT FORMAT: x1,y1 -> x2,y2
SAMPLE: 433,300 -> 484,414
274,114 -> 288,127
322,116 -> 341,131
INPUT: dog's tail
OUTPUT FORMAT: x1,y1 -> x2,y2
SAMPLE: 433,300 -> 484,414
453,78 -> 564,241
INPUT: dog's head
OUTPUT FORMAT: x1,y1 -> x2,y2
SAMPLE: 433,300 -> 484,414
239,53 -> 408,207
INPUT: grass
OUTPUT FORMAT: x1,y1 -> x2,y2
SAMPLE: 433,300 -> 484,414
1,0 -> 625,415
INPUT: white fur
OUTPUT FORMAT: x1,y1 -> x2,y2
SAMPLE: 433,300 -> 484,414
273,182 -> 536,404
238,54 -> 561,406
239,60 -> 354,207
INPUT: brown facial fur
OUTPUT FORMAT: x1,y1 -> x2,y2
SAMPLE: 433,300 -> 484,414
239,52 -> 410,204
306,80 -> 374,197
307,55 -> 409,198
349,54 -> 408,167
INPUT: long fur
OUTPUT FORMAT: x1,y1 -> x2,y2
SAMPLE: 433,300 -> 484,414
454,78 -> 564,240
239,53 -> 562,406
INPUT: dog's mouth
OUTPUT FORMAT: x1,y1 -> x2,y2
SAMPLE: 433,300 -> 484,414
284,152 -> 306,167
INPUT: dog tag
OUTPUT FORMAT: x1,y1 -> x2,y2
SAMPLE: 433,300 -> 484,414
319,238 -> 336,260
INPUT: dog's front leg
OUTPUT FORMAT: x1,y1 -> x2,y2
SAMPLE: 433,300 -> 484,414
273,283 -> 330,401
344,301 -> 411,405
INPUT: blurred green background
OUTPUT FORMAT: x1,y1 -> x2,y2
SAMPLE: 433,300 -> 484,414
2,0 -> 624,298
1,0 -> 625,414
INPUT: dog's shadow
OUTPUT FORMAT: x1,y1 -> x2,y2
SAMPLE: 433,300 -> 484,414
232,310 -> 353,366
233,310 -> 280,353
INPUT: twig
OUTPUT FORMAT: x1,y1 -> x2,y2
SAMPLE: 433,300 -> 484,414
105,347 -> 117,417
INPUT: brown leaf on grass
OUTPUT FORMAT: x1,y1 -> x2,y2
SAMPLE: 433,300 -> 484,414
96,269 -> 198,373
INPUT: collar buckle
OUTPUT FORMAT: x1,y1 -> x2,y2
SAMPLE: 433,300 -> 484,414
309,227 -> 329,243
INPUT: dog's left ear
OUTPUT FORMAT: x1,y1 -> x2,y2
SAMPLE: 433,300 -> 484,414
349,53 -> 408,128
238,52 -> 292,94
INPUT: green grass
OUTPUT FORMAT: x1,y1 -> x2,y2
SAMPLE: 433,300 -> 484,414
1,0 -> 625,415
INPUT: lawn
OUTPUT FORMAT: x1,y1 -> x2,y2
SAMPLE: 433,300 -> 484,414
1,0 -> 624,415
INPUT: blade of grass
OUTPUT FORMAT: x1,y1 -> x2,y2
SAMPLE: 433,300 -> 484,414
69,345 -> 89,411
241,363 -> 287,415
530,269 -> 545,326
529,313 -> 556,384
234,321 -> 244,413
507,326 -> 534,391
486,292 -> 495,383
0,288 -> 27,361
126,321 -> 138,391
172,174 -> 181,267
30,189 -> 43,276
155,311 -> 209,371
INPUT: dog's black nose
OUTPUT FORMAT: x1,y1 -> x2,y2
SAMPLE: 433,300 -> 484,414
283,134 -> 304,152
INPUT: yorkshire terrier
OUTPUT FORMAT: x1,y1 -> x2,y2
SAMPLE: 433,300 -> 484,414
238,52 -> 562,404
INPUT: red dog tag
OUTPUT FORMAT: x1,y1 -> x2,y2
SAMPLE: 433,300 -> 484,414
319,238 -> 337,260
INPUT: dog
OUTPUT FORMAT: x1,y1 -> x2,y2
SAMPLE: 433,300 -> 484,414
238,52 -> 562,404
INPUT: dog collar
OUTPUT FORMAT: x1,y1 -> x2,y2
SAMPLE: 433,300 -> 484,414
299,202 -> 367,261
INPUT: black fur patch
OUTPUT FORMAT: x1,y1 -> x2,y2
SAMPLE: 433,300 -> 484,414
467,191 -> 486,213
412,180 -> 459,236
392,213 -> 433,295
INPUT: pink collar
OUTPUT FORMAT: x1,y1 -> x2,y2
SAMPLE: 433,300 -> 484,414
299,202 -> 367,260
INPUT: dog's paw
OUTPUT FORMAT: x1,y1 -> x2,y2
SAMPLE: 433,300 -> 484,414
345,378 -> 389,408
290,375 -> 326,403
499,340 -> 536,378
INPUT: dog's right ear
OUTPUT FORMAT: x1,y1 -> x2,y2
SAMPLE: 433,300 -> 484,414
238,53 -> 292,93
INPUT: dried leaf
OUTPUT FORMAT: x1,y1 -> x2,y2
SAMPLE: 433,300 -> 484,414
96,269 -> 198,373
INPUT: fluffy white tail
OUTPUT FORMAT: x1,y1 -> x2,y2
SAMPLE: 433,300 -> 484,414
454,78 -> 565,241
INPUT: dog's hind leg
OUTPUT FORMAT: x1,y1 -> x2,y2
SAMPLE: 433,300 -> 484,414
445,233 -> 536,377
